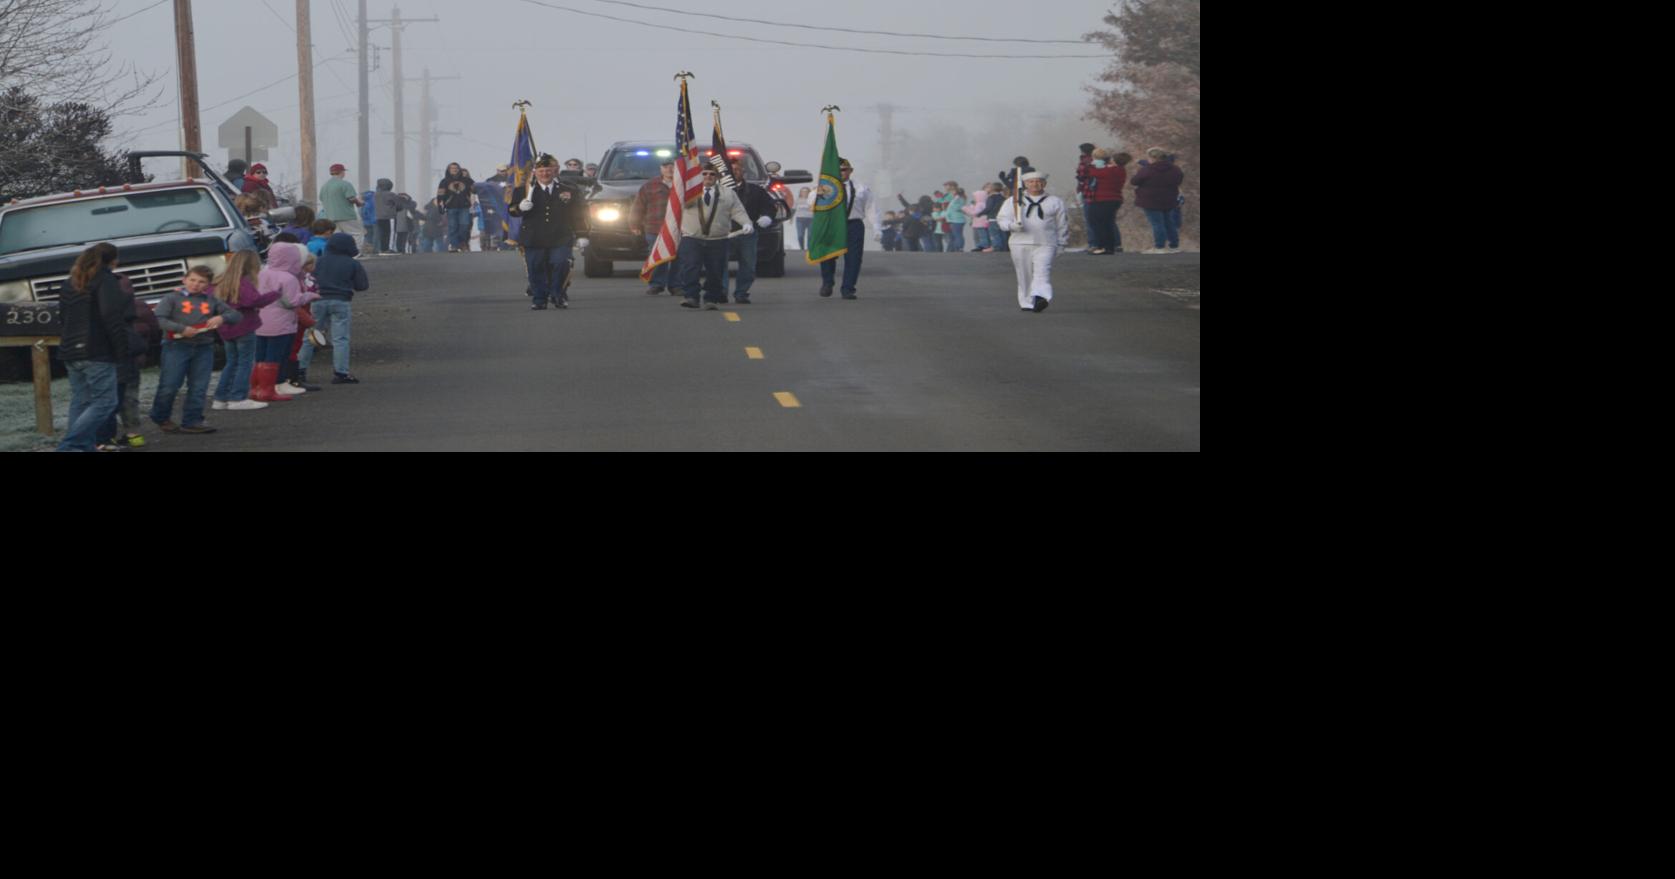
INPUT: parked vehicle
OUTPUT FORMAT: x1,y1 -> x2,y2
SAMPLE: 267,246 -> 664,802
582,141 -> 811,279
0,151 -> 272,375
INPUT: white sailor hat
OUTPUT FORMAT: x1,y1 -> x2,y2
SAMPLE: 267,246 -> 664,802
1021,171 -> 1048,182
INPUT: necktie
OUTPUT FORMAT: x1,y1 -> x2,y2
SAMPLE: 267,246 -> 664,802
705,189 -> 714,207
847,183 -> 856,218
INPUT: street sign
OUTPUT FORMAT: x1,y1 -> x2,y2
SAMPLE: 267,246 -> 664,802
1,303 -> 61,337
217,106 -> 279,165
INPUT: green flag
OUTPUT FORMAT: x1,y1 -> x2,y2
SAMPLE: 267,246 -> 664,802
806,113 -> 848,265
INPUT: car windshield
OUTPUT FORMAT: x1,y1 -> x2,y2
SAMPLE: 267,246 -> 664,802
602,147 -> 765,182
0,188 -> 230,256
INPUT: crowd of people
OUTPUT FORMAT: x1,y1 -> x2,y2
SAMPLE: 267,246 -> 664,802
55,181 -> 372,451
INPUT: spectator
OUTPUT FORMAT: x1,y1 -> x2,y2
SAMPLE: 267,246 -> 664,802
438,162 -> 475,253
474,177 -> 507,252
280,205 -> 316,245
421,189 -> 448,253
1084,149 -> 1129,255
374,179 -> 399,254
212,250 -> 280,411
358,185 -> 378,253
1133,147 -> 1186,253
150,265 -> 240,436
880,211 -> 903,251
1074,142 -> 1096,225
297,232 -> 368,383
252,244 -> 316,402
940,182 -> 967,252
242,163 -> 277,210
318,163 -> 365,245
99,275 -> 158,450
308,219 -> 335,259
964,190 -> 991,253
55,243 -> 128,451
795,186 -> 814,251
983,184 -> 1010,253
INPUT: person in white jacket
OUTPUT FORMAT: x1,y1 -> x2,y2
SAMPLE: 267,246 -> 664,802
994,171 -> 1069,313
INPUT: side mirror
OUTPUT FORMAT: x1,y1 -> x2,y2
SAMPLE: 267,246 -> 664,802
775,169 -> 814,186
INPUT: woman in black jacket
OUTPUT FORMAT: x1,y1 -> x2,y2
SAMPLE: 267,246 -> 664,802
56,243 -> 129,452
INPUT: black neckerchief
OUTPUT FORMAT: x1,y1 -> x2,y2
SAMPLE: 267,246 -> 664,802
1025,196 -> 1046,219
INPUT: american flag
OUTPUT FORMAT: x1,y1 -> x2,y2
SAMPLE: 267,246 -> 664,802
641,78 -> 705,282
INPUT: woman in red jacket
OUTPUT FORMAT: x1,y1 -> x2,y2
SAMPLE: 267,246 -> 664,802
1084,149 -> 1130,255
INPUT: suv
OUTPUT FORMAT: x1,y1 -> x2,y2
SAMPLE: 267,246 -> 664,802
0,152 -> 263,310
582,141 -> 811,279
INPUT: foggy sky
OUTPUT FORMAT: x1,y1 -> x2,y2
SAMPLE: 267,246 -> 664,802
104,0 -> 1114,201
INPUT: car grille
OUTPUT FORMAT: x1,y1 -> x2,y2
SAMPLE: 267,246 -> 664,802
30,259 -> 192,302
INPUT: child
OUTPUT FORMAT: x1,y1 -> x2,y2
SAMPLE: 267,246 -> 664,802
212,251 -> 280,411
281,205 -> 317,245
100,275 -> 160,449
253,243 -> 317,402
308,219 -> 336,259
150,266 -> 241,434
297,232 -> 368,385
280,250 -> 323,393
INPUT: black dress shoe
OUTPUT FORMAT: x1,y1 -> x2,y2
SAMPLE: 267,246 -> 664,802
680,299 -> 701,309
818,284 -> 833,298
531,302 -> 547,310
1032,296 -> 1049,313
841,293 -> 858,300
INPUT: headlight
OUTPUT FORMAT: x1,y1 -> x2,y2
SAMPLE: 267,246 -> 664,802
0,279 -> 32,303
594,207 -> 622,223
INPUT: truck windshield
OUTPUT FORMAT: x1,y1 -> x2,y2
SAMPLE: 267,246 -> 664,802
0,189 -> 230,256
603,148 -> 765,182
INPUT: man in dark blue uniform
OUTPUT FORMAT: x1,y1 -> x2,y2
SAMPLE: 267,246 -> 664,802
508,154 -> 590,310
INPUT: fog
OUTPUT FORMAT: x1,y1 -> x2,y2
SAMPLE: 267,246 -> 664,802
107,0 -> 1114,202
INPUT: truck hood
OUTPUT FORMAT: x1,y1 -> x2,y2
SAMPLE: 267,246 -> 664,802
0,231 -> 235,283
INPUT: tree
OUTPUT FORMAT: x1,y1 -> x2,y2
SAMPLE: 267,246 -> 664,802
0,87 -> 144,200
0,0 -> 161,197
1084,0 -> 1201,245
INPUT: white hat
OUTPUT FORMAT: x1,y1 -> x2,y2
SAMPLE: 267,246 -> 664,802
1021,171 -> 1048,182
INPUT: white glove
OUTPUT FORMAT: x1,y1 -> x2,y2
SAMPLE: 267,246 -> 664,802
519,199 -> 534,212
577,238 -> 590,250
756,215 -> 772,229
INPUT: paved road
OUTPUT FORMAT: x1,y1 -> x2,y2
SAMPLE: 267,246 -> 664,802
149,248 -> 1200,451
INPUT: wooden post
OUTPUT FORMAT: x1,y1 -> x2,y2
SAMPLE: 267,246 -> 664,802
174,0 -> 202,179
32,340 -> 52,437
298,0 -> 318,209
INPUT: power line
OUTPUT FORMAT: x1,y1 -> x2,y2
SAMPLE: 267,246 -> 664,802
514,0 -> 1106,59
257,0 -> 296,34
578,0 -> 1088,44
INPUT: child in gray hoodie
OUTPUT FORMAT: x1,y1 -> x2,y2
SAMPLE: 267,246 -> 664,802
150,265 -> 242,433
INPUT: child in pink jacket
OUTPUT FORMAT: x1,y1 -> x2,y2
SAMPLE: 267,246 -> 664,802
252,243 -> 318,402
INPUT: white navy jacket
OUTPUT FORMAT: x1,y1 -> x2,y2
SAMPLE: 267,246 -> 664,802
995,193 -> 1070,248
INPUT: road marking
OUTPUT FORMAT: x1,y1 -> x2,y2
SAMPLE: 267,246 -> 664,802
774,392 -> 802,409
746,347 -> 764,360
723,312 -> 741,322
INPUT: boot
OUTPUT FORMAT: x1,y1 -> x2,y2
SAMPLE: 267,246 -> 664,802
293,369 -> 322,392
249,362 -> 293,402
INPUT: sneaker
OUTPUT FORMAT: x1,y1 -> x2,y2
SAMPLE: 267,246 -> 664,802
118,433 -> 146,449
212,400 -> 228,410
680,299 -> 701,309
1144,248 -> 1170,255
227,399 -> 268,411
275,382 -> 308,395
332,373 -> 360,384
702,302 -> 719,311
178,424 -> 217,434
733,297 -> 751,305
96,441 -> 125,452
646,285 -> 665,295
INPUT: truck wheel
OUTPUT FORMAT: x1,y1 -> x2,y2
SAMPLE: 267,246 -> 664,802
583,253 -> 613,278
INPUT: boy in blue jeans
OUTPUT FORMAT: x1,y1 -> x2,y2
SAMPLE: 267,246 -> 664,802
151,266 -> 241,434
297,232 -> 369,384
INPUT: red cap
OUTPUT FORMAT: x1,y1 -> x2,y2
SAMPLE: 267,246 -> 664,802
250,163 -> 268,173
330,163 -> 347,173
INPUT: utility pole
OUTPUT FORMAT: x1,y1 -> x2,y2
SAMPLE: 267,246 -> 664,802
369,5 -> 438,195
358,0 -> 370,192
412,69 -> 461,188
173,0 -> 202,180
297,0 -> 318,208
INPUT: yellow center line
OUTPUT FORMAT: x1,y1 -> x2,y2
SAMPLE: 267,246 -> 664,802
723,312 -> 741,322
746,347 -> 765,360
774,392 -> 802,409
